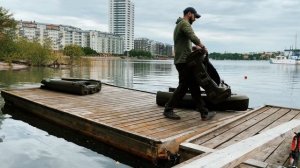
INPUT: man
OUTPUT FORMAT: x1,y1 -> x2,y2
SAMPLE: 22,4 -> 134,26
164,7 -> 230,120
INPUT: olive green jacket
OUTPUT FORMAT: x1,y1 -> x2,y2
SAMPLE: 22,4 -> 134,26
173,17 -> 201,64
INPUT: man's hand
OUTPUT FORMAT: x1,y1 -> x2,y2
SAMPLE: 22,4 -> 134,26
192,45 -> 201,51
195,44 -> 208,54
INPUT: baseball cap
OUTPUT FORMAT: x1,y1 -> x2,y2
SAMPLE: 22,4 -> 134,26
183,7 -> 201,18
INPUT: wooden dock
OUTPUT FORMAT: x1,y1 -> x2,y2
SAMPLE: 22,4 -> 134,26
176,105 -> 300,168
0,84 -> 247,162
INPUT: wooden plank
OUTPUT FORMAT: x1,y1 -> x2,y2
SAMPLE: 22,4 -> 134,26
35,98 -> 156,118
237,164 -> 258,168
68,99 -> 156,113
34,94 -> 153,107
190,106 -> 270,145
122,109 -> 194,130
216,108 -> 290,149
149,112 -> 242,139
180,143 -> 215,154
200,107 -> 280,149
84,103 -> 158,118
179,107 -> 299,168
177,109 -> 269,166
134,111 -> 202,133
73,104 -> 156,119
263,133 -> 292,166
34,93 -> 154,110
104,108 -> 162,123
158,114 -> 244,143
242,159 -> 269,168
246,109 -> 300,165
174,120 -> 300,168
133,111 -> 238,134
260,109 -> 300,133
9,86 -> 157,118
10,85 -> 155,103
66,107 -> 166,129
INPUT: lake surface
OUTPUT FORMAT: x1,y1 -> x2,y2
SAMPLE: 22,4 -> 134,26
1,58 -> 300,168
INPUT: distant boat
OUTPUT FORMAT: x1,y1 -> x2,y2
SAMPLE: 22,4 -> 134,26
270,49 -> 300,64
270,34 -> 300,64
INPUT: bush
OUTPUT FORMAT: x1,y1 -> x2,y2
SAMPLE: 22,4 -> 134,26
82,47 -> 98,56
63,44 -> 84,58
14,38 -> 55,66
0,35 -> 16,63
0,7 -> 17,63
0,7 -> 56,66
129,49 -> 152,58
0,7 -> 17,37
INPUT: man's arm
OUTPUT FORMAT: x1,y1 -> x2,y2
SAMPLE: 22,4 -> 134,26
181,21 -> 207,53
181,21 -> 201,45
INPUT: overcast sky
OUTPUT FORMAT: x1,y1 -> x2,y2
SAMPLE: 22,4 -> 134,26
1,0 -> 300,53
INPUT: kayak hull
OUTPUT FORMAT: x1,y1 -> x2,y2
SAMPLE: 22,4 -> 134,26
41,78 -> 102,95
156,91 -> 249,111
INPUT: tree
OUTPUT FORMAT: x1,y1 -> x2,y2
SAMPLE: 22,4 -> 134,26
0,34 -> 17,63
0,7 -> 17,39
63,44 -> 84,58
129,49 -> 152,58
14,37 -> 55,66
82,47 -> 98,56
0,7 -> 17,62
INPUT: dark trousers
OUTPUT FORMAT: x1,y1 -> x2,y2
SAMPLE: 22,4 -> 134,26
166,63 -> 204,109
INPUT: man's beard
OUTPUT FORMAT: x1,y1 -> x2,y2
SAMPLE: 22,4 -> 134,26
189,18 -> 194,24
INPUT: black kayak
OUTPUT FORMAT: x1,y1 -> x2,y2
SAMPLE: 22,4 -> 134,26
41,78 -> 102,95
156,52 -> 249,111
156,90 -> 249,111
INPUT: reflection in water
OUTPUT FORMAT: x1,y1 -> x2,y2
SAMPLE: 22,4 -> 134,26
0,100 -> 4,143
66,58 -> 175,92
0,68 -> 57,89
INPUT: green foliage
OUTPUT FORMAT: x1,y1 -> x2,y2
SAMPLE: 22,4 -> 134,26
82,47 -> 98,56
0,7 -> 17,38
0,37 -> 56,66
0,7 -> 55,66
0,34 -> 17,63
0,7 -> 17,63
14,38 -> 55,66
63,44 -> 84,58
209,52 -> 266,60
129,49 -> 152,58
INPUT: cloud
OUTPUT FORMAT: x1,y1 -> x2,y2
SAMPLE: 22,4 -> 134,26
1,0 -> 300,52
13,11 -> 108,31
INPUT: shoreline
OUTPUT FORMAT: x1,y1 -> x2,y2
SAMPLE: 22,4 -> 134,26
0,61 -> 28,71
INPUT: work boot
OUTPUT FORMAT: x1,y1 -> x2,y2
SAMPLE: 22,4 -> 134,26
163,105 -> 181,120
197,107 -> 216,121
201,111 -> 216,121
187,50 -> 231,104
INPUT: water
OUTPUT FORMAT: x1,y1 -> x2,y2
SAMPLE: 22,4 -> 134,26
1,58 -> 300,168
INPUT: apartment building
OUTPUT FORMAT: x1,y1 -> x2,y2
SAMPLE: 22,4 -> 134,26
134,38 -> 173,56
109,0 -> 134,52
134,38 -> 151,52
17,21 -> 124,55
89,30 -> 124,54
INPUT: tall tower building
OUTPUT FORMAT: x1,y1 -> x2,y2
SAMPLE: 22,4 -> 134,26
109,0 -> 135,52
